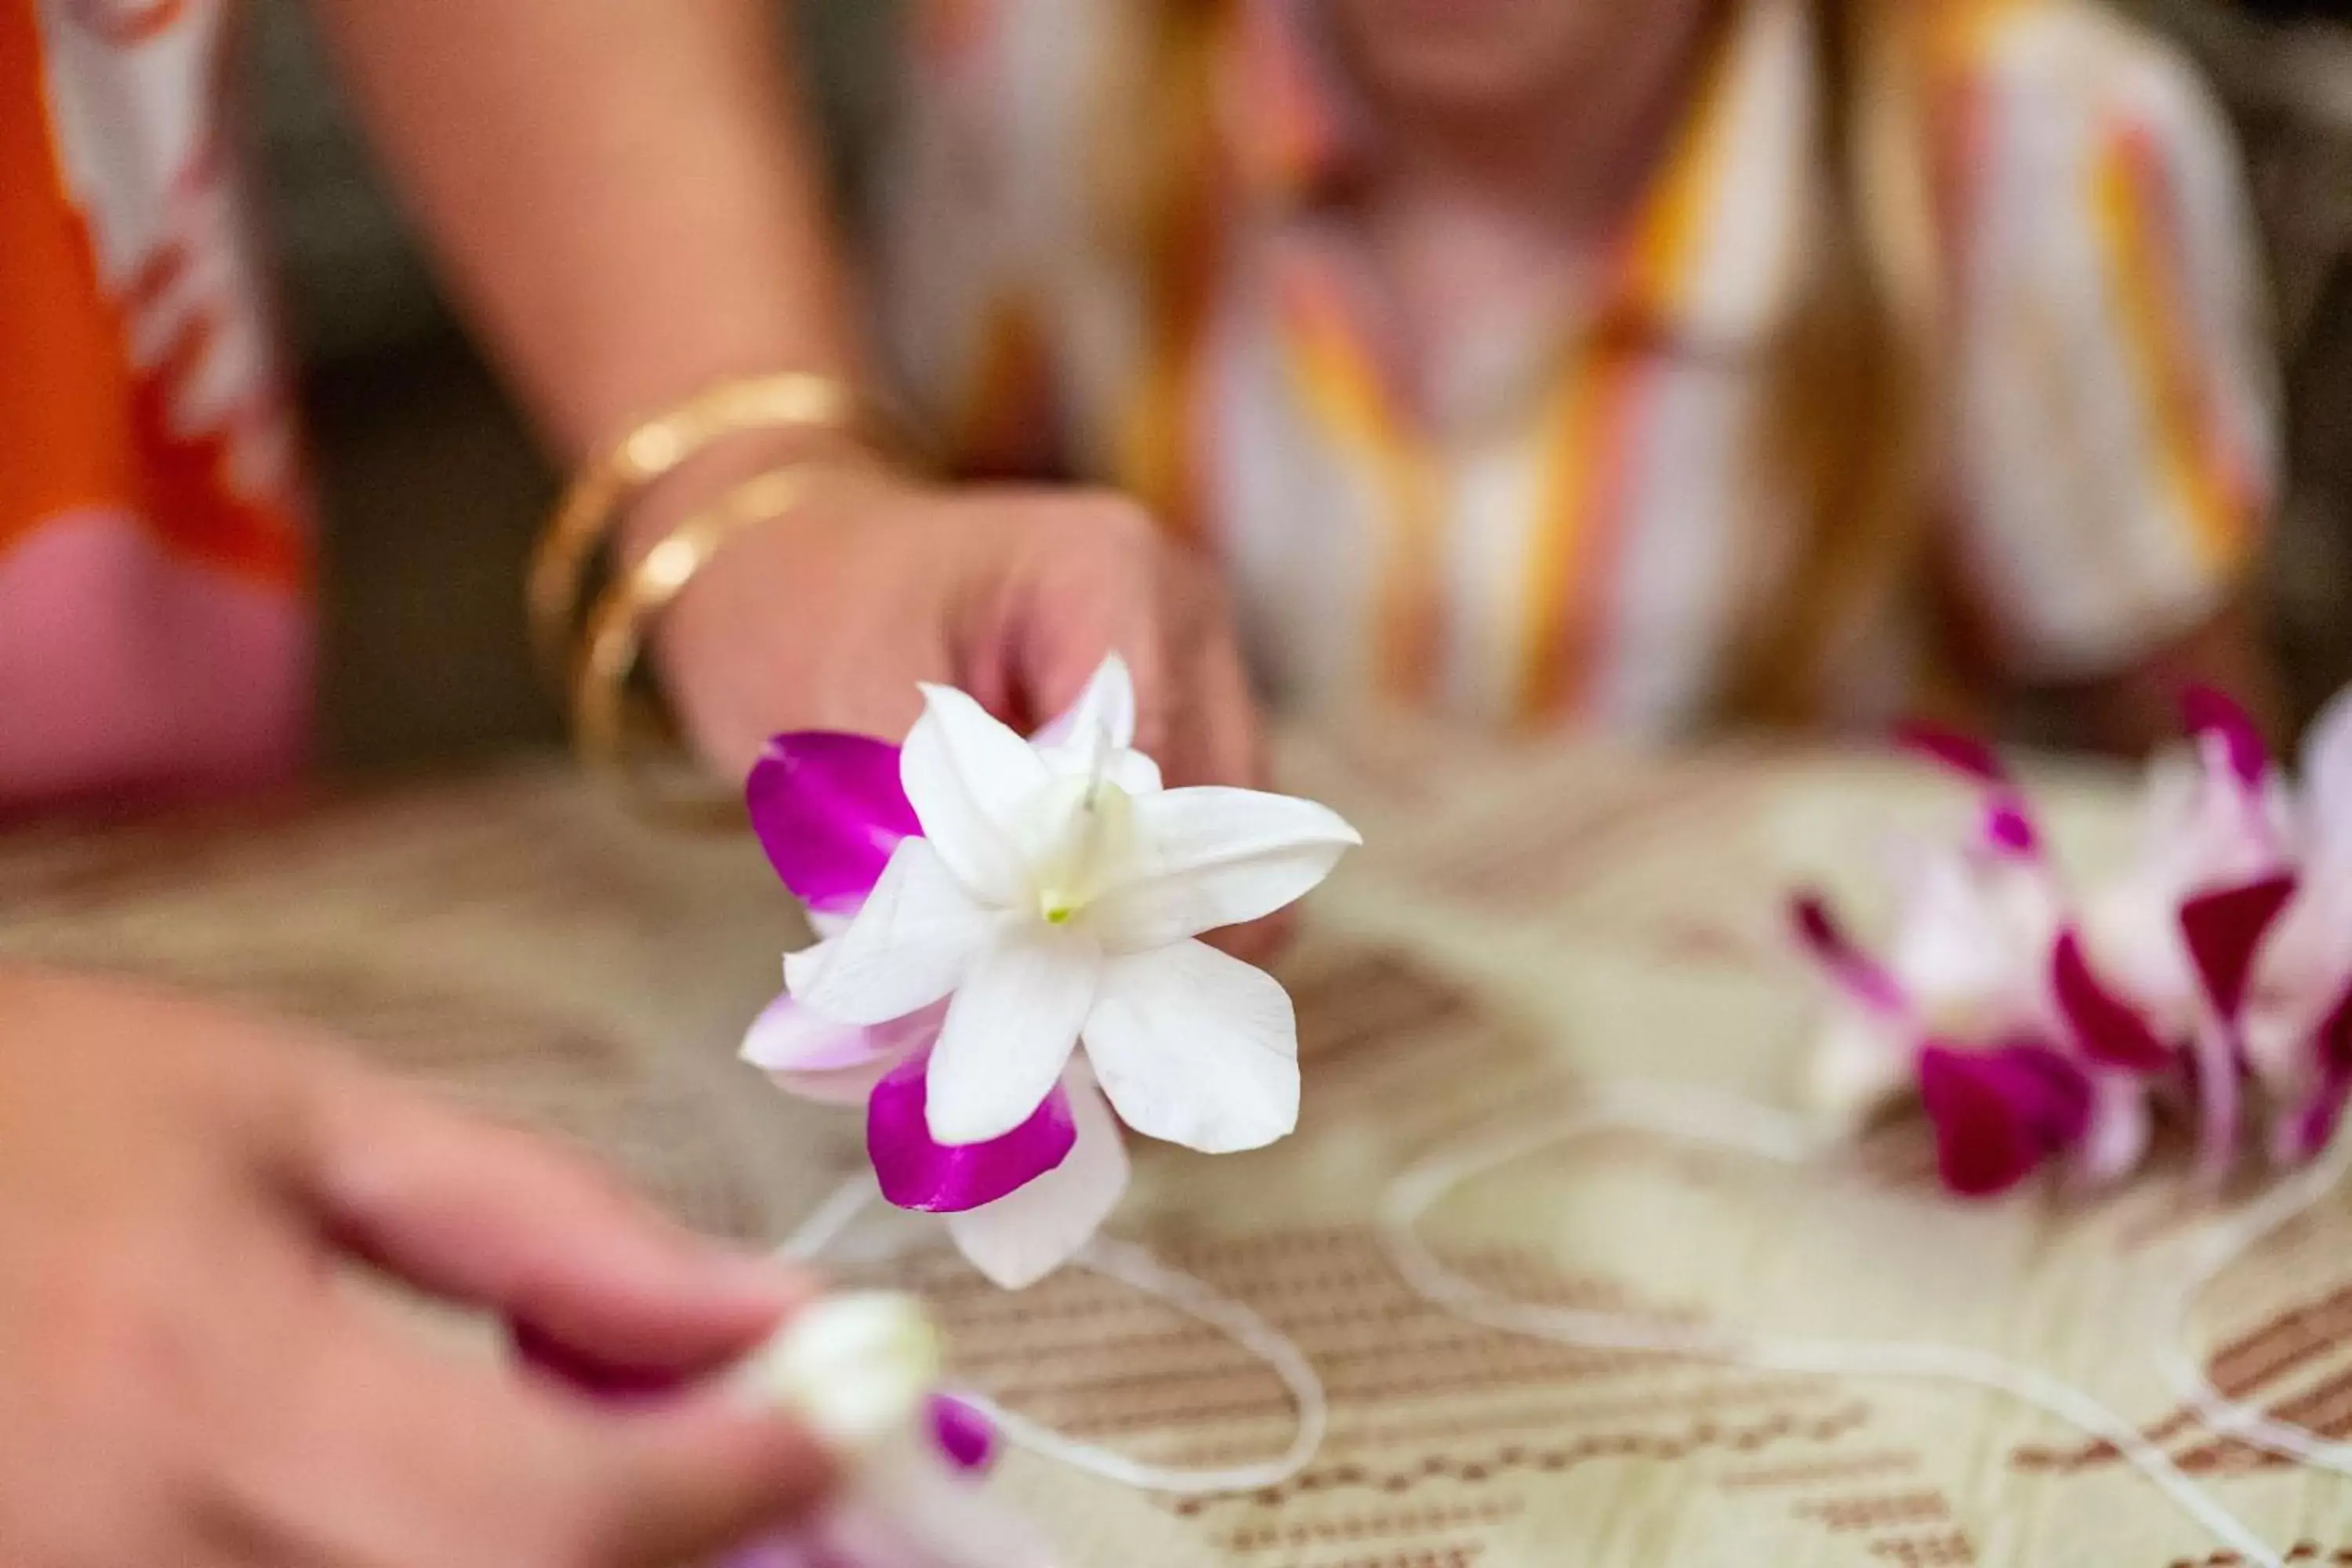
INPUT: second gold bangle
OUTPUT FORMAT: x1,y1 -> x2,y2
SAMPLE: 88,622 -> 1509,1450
529,372 -> 870,687
569,466 -> 815,799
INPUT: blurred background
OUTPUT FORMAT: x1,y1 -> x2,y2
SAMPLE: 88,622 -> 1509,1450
250,0 -> 2352,775
250,0 -> 898,775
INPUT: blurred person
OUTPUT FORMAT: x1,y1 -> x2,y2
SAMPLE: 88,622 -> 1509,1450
877,0 -> 2286,749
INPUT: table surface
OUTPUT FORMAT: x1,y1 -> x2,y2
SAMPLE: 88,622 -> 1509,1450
5,724 -> 2350,1568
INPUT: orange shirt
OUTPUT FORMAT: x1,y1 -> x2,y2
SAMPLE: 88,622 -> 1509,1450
2,0 -> 310,811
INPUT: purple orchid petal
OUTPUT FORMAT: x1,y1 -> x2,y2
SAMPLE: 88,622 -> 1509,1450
745,995 -> 940,1107
2051,931 -> 2169,1072
1984,793 -> 2042,859
1894,722 -> 2009,786
2180,875 -> 2299,1019
746,732 -> 920,913
743,993 -> 908,1075
1791,895 -> 1907,1016
2274,1063 -> 2352,1166
869,1053 -> 1077,1214
2176,876 -> 2297,1189
2181,686 -> 2270,788
1918,1042 -> 2090,1198
929,1393 -> 999,1474
2322,981 -> 2352,1073
1889,724 -> 2042,858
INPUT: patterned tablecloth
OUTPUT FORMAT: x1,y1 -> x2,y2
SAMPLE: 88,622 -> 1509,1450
5,723 -> 2350,1568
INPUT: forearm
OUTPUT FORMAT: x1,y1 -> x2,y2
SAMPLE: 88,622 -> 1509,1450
308,0 -> 863,463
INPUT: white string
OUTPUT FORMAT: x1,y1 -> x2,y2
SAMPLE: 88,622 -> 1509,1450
774,1175 -> 1329,1497
956,1236 -> 1330,1496
1374,1081 -> 2286,1568
2150,1131 -> 2352,1475
774,1172 -> 884,1265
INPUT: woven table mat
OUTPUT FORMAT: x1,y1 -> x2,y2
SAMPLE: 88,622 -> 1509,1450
3,729 -> 2347,1568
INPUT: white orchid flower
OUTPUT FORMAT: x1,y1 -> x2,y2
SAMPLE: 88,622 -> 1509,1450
783,659 -> 1359,1156
742,657 -> 1357,1288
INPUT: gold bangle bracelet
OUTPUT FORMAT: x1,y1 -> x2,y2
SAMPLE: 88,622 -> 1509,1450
528,372 -> 869,687
568,467 -> 814,809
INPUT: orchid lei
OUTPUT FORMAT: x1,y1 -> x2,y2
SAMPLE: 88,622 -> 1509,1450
740,654 -> 1360,1288
1792,686 -> 2352,1199
1370,688 -> 2352,1568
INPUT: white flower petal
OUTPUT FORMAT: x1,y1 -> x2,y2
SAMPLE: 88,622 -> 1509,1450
2246,869 -> 2352,1083
2306,684 -> 2352,848
788,840 -> 998,1025
829,1439 -> 1060,1568
947,1075 -> 1129,1289
1030,652 -> 1136,752
925,925 -> 1100,1146
731,1291 -> 940,1454
782,939 -> 831,996
1803,1017 -> 1911,1131
1085,786 -> 1360,951
744,997 -> 941,1105
1886,844 -> 2055,1022
2077,1073 -> 2154,1185
1032,655 -> 1160,797
1028,744 -> 1159,800
902,684 -> 1051,906
2082,870 -> 2201,1033
2242,1002 -> 2315,1094
742,998 -> 891,1105
1082,939 -> 1298,1153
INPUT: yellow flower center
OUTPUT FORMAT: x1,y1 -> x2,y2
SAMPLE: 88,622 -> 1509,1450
1025,767 -> 1135,929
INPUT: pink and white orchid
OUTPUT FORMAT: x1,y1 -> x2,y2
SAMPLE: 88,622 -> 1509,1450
1793,828 -> 2161,1196
1798,688 -> 2352,1196
742,657 -> 1358,1287
1795,702 -> 2272,1196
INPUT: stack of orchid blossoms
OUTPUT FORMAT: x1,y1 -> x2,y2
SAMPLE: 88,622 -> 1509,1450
1795,687 -> 2352,1199
739,656 -> 1362,1287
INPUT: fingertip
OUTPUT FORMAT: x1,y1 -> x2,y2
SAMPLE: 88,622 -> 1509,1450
512,1254 -> 815,1399
314,1073 -> 812,1378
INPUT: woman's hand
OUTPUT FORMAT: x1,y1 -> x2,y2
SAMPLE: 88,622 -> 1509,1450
0,969 -> 832,1568
651,464 -> 1290,964
654,463 -> 1265,792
